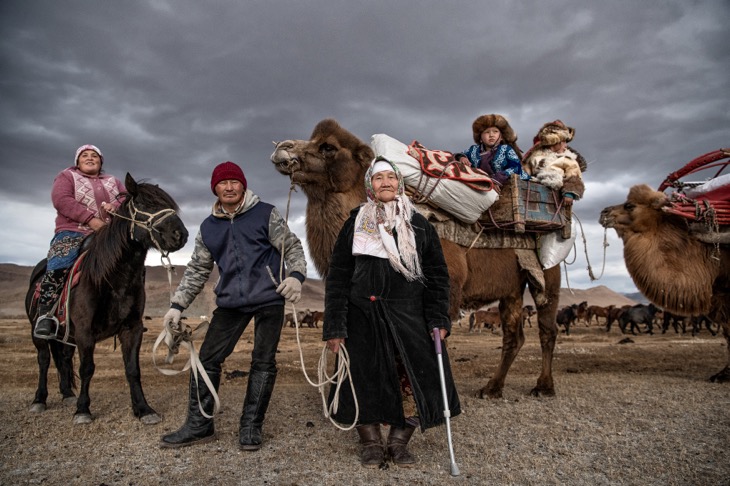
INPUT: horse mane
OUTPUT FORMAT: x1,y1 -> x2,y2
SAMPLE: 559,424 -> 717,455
82,181 -> 179,289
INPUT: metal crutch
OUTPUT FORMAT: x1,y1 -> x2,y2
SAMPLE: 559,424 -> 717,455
432,327 -> 460,477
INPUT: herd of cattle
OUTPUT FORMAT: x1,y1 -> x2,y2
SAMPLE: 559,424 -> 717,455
284,303 -> 720,338
463,302 -> 720,337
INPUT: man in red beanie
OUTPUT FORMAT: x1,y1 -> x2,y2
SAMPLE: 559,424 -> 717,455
160,161 -> 307,451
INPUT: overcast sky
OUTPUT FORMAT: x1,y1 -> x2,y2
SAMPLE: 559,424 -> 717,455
1,0 -> 728,294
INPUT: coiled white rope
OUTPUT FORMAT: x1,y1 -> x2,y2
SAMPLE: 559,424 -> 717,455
287,305 -> 359,431
276,183 -> 359,431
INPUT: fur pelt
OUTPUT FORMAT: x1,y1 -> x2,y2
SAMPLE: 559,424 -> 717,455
523,147 -> 584,196
533,120 -> 574,146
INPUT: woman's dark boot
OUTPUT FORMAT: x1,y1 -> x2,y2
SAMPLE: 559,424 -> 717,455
34,269 -> 67,339
239,370 -> 277,451
387,425 -> 417,466
160,372 -> 219,448
356,424 -> 384,467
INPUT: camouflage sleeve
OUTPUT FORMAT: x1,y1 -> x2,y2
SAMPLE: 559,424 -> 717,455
170,230 -> 214,310
268,207 -> 307,280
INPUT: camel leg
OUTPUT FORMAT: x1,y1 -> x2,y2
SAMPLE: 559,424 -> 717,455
709,322 -> 730,383
479,296 -> 524,399
531,265 -> 560,397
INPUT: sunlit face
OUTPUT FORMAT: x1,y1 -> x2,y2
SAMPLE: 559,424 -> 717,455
371,170 -> 398,203
480,127 -> 502,148
76,150 -> 102,176
215,179 -> 245,211
549,140 -> 568,153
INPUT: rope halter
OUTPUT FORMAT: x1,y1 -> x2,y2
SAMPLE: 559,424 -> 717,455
108,198 -> 178,263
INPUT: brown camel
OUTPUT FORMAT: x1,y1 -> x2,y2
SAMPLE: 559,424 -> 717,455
271,118 -> 562,398
600,184 -> 730,382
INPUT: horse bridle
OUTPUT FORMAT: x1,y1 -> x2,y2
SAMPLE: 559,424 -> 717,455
107,198 -> 178,260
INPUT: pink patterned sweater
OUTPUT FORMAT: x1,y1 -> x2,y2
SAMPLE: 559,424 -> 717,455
51,167 -> 126,235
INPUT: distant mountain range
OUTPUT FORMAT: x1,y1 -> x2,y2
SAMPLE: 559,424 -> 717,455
0,263 -> 641,319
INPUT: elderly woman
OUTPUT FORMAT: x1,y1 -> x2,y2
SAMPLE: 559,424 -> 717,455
323,157 -> 461,468
522,120 -> 587,205
34,144 -> 125,338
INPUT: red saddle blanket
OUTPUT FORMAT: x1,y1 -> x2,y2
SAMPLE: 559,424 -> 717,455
32,254 -> 85,324
407,141 -> 493,192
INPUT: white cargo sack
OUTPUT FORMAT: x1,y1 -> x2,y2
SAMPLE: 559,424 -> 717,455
370,134 -> 498,224
539,227 -> 576,269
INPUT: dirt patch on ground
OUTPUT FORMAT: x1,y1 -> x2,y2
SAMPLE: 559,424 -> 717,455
0,317 -> 728,485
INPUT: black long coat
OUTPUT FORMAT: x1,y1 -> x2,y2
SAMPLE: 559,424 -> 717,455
323,208 -> 461,431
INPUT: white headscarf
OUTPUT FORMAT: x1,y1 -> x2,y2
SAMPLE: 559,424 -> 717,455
352,157 -> 423,282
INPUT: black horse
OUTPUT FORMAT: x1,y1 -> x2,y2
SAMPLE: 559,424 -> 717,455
25,173 -> 188,424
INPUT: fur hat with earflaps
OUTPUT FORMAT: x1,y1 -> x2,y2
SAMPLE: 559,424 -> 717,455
471,114 -> 518,145
533,120 -> 575,147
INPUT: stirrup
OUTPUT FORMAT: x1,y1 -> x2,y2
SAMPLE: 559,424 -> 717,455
34,314 -> 60,340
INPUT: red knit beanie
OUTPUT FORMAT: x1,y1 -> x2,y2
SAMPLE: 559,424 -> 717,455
210,161 -> 247,195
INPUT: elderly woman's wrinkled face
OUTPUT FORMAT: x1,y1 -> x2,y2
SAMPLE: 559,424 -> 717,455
371,170 -> 399,203
76,150 -> 102,176
480,127 -> 502,148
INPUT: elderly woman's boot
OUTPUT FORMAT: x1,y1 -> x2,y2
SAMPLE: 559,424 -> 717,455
356,424 -> 384,467
387,425 -> 417,466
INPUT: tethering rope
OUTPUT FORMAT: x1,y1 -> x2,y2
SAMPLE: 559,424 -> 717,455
559,211 -> 608,294
275,183 -> 359,431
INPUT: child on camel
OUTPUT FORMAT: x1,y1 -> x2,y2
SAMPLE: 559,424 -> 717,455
522,120 -> 587,206
455,113 -> 530,186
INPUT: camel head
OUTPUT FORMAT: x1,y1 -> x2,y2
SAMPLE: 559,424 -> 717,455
271,118 -> 374,195
600,183 -> 729,318
599,184 -> 671,239
269,119 -> 375,277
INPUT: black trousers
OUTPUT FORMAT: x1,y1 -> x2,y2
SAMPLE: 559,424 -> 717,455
198,304 -> 284,375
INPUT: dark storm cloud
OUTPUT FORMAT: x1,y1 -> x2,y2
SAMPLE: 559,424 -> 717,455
1,0 -> 728,292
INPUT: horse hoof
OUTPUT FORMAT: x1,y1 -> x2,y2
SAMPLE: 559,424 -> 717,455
140,413 -> 162,425
709,369 -> 730,383
477,387 -> 501,399
531,387 -> 556,397
73,413 -> 93,425
29,403 -> 46,413
62,396 -> 77,407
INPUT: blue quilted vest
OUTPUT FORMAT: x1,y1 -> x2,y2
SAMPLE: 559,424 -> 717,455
200,201 -> 284,312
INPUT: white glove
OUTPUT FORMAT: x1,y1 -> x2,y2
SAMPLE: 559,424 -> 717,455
276,277 -> 302,304
163,308 -> 182,328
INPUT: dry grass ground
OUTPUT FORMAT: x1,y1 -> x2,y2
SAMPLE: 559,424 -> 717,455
0,317 -> 728,485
